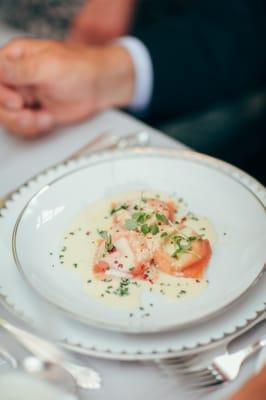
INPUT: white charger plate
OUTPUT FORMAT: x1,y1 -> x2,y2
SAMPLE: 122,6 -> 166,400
0,148 -> 265,360
11,149 -> 266,333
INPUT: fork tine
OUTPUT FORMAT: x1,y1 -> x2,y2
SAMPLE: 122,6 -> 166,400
177,367 -> 213,377
159,360 -> 201,371
181,370 -> 216,382
164,355 -> 198,362
158,355 -> 198,364
181,373 -> 220,386
182,368 -> 222,380
157,355 -> 200,370
184,378 -> 224,391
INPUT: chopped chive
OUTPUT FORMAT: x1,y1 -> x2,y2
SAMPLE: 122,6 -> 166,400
110,203 -> 129,215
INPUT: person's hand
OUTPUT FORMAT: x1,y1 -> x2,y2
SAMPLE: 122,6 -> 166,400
68,0 -> 136,45
0,38 -> 134,138
227,366 -> 266,400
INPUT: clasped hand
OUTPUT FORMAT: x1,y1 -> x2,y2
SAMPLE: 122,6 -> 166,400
0,38 -> 134,138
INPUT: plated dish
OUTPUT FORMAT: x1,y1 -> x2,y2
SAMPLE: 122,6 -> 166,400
1,148 -> 265,358
61,191 -> 215,309
12,149 -> 266,333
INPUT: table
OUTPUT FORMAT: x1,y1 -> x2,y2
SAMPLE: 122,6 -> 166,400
0,22 -> 264,400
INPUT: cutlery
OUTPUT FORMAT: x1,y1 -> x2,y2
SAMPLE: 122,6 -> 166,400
0,130 -> 150,208
156,313 -> 266,392
0,346 -> 18,368
68,130 -> 150,158
158,337 -> 266,391
0,350 -> 79,398
0,317 -> 101,390
160,336 -> 266,391
0,129 -> 150,386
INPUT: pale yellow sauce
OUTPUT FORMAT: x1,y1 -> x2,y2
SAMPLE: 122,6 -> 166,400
60,192 -> 216,310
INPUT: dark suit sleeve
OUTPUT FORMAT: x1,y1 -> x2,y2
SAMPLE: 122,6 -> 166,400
134,0 -> 266,121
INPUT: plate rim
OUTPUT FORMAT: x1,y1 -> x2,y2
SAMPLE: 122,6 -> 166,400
0,147 -> 266,361
10,147 -> 266,334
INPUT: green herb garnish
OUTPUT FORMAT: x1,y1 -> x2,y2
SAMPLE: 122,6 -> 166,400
125,218 -> 138,230
189,236 -> 198,241
132,212 -> 150,224
156,213 -> 168,224
141,224 -> 150,235
150,224 -> 159,235
98,230 -> 114,252
110,203 -> 129,215
114,278 -> 130,297
125,211 -> 150,231
171,234 -> 200,258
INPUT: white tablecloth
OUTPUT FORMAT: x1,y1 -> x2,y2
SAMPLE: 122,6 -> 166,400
0,23 -> 265,400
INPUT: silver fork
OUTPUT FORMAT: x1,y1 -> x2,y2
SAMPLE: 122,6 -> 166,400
160,337 -> 266,391
0,317 -> 101,390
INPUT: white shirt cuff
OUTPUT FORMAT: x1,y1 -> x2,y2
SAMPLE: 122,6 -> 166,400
116,36 -> 154,113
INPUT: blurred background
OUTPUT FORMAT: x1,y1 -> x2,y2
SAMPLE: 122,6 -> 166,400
0,0 -> 265,184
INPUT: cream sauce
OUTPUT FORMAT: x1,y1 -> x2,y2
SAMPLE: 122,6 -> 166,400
60,192 -> 216,310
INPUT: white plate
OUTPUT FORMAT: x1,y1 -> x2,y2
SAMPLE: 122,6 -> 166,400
12,149 -> 266,333
1,149 -> 266,361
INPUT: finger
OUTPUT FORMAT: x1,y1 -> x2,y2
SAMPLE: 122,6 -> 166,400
0,37 -> 45,59
67,8 -> 93,44
18,87 -> 38,107
16,109 -> 55,137
0,56 -> 38,86
0,38 -> 50,85
0,84 -> 23,110
0,107 -> 55,138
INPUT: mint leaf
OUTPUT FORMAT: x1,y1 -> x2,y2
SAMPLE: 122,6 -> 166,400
141,224 -> 150,235
150,224 -> 159,235
132,212 -> 149,224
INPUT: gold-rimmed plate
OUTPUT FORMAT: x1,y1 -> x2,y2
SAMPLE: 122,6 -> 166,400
11,149 -> 266,333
